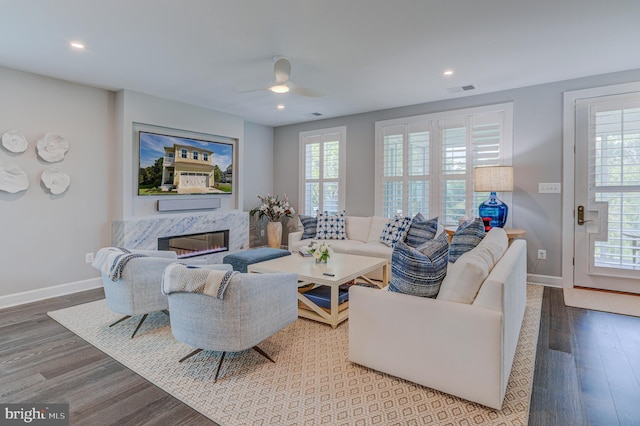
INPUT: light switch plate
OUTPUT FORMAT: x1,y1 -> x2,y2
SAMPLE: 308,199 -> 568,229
539,183 -> 561,193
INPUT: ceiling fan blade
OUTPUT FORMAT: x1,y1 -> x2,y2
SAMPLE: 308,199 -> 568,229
289,85 -> 323,98
273,56 -> 291,84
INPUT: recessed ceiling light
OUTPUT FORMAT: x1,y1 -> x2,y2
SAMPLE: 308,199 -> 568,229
443,70 -> 453,76
277,104 -> 285,110
70,42 -> 86,49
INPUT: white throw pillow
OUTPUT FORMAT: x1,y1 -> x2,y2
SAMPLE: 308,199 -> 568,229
368,216 -> 390,242
315,210 -> 347,240
437,248 -> 493,304
379,215 -> 412,247
437,228 -> 508,304
346,216 -> 373,242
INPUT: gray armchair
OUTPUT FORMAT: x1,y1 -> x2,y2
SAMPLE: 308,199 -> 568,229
93,248 -> 222,338
163,268 -> 298,382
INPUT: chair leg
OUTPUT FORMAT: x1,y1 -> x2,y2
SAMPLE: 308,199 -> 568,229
213,352 -> 227,382
109,315 -> 131,327
179,348 -> 203,363
252,345 -> 276,363
130,314 -> 148,339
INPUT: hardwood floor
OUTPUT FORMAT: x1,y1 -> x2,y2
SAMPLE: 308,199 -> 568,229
1,286 -> 639,425
529,287 -> 640,426
0,289 -> 216,425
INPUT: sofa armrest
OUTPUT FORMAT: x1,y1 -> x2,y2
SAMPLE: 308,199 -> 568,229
473,239 -> 527,402
348,286 -> 505,409
288,230 -> 303,252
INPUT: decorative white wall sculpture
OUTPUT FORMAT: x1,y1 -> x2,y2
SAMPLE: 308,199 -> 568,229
41,167 -> 71,194
0,161 -> 29,193
2,131 -> 29,153
36,132 -> 69,162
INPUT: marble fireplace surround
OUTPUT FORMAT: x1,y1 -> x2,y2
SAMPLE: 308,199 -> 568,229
112,210 -> 249,263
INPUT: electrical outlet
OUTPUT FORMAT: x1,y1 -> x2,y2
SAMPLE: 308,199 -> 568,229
537,249 -> 547,260
538,183 -> 561,193
85,252 -> 94,263
260,230 -> 265,237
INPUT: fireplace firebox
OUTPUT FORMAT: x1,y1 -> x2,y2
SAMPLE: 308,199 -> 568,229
158,230 -> 229,258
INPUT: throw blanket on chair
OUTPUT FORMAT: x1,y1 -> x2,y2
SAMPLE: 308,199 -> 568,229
92,247 -> 147,282
162,263 -> 238,300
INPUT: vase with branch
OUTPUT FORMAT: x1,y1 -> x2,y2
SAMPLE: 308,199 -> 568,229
250,193 -> 295,248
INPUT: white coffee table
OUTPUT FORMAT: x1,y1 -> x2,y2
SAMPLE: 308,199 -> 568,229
248,252 -> 389,328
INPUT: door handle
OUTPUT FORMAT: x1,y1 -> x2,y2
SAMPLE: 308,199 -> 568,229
577,205 -> 592,225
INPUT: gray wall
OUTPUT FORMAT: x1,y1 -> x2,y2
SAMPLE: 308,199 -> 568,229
0,67 -> 274,303
274,68 -> 640,279
0,66 -> 115,297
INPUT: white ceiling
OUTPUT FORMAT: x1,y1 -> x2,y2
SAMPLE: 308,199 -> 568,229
2,1 -> 640,127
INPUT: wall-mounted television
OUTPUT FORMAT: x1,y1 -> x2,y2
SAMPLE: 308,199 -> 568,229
137,129 -> 234,196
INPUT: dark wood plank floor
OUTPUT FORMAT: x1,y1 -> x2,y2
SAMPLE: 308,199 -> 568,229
0,289 -> 216,425
529,287 -> 640,426
1,286 -> 639,425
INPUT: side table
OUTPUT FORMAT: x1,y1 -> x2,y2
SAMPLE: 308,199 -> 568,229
445,226 -> 526,244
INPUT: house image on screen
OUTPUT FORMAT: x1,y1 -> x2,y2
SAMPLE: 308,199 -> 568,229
160,144 -> 215,193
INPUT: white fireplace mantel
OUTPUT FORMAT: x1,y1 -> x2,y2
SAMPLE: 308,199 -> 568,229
112,210 -> 249,262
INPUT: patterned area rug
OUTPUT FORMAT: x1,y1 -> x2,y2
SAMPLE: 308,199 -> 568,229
48,285 -> 543,426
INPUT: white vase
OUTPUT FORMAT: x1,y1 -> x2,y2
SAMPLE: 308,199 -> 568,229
267,221 -> 282,248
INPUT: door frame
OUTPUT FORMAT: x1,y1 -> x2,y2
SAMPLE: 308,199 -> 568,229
562,81 -> 640,288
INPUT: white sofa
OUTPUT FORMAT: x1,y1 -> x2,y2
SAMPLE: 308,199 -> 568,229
348,237 -> 527,409
288,215 -> 443,280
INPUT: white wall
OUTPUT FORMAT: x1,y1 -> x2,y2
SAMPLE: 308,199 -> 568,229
0,66 -> 115,299
273,68 -> 640,281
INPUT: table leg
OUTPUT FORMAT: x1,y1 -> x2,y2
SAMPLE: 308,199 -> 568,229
330,284 -> 339,328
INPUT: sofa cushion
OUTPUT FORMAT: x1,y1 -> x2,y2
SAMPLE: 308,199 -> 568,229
346,216 -> 373,242
349,241 -> 393,260
299,215 -> 318,240
437,228 -> 508,304
368,216 -> 389,242
448,218 -> 485,263
388,232 -> 449,298
405,213 -> 438,247
316,210 -> 347,240
380,215 -> 412,247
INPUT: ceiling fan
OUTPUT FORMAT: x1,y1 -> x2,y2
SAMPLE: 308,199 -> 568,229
245,56 -> 323,97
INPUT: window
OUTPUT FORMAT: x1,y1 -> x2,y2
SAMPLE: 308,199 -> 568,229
375,103 -> 513,224
181,149 -> 188,159
299,126 -> 346,215
203,152 -> 209,162
192,151 -> 199,160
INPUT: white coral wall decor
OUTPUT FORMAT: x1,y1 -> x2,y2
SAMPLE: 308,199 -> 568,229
41,167 -> 71,194
0,160 -> 29,193
2,131 -> 29,153
36,132 -> 69,162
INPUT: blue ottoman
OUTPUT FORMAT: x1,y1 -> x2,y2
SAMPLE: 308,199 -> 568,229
223,248 -> 291,273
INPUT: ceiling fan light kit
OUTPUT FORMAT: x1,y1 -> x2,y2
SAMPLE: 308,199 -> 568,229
270,84 -> 289,94
245,56 -> 323,98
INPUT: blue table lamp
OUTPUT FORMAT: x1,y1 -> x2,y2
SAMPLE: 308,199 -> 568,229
473,166 -> 513,228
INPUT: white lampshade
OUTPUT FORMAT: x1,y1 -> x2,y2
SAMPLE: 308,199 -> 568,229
473,166 -> 514,192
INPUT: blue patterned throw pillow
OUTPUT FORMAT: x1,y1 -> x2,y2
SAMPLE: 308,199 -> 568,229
315,210 -> 347,240
389,232 -> 449,298
299,215 -> 318,239
405,213 -> 438,247
380,215 -> 412,247
448,218 -> 485,263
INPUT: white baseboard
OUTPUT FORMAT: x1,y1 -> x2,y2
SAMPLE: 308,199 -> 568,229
527,273 -> 564,287
0,277 -> 103,310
